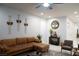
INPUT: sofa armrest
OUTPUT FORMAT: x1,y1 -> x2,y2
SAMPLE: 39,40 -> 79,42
0,44 -> 2,53
0,44 -> 5,53
34,38 -> 41,43
0,44 -> 9,53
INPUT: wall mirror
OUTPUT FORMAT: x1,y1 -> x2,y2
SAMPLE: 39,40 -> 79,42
51,20 -> 59,29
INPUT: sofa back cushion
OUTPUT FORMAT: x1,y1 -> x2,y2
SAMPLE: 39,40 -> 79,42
0,40 -> 2,53
26,37 -> 41,43
64,40 -> 73,46
16,37 -> 26,45
34,38 -> 41,43
0,40 -> 2,44
26,37 -> 35,43
1,38 -> 16,47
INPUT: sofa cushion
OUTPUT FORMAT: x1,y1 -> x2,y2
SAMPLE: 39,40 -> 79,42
34,38 -> 41,43
33,43 -> 49,48
0,44 -> 10,53
0,43 -> 3,53
16,37 -> 26,45
0,40 -> 2,44
6,43 -> 33,54
25,37 -> 29,43
62,46 -> 72,50
26,37 -> 35,43
2,38 -> 16,47
33,43 -> 49,52
64,40 -> 73,46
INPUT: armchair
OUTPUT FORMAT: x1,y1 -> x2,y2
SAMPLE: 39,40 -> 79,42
61,40 -> 73,55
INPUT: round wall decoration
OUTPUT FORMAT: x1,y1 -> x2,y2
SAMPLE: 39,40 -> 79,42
51,20 -> 59,29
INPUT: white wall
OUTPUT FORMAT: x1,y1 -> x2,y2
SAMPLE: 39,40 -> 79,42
0,6 -> 45,39
0,6 -> 78,45
66,18 -> 77,41
66,18 -> 78,47
40,19 -> 47,43
45,16 -> 67,43
45,16 -> 78,44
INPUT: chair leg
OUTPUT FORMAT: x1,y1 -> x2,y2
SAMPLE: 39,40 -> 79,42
61,48 -> 62,53
71,50 -> 72,55
61,48 -> 63,56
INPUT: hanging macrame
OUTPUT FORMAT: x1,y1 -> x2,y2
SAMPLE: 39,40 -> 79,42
7,16 -> 13,34
24,18 -> 28,33
16,15 -> 22,31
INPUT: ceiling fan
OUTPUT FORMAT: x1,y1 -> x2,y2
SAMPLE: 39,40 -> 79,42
35,3 -> 64,10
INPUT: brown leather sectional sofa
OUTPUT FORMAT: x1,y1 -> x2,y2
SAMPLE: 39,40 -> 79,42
0,37 -> 49,56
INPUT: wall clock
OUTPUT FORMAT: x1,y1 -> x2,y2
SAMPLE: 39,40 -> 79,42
51,20 -> 59,29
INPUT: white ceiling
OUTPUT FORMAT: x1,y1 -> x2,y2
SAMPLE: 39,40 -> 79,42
1,3 -> 79,24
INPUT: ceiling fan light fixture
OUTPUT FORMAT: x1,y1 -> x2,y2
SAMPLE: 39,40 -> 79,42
75,15 -> 79,18
48,16 -> 51,18
74,11 -> 78,14
41,12 -> 44,15
43,3 -> 50,7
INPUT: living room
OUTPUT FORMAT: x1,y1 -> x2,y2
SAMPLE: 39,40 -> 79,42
0,3 -> 79,56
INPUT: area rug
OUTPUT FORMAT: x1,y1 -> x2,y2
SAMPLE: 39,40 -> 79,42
17,50 -> 72,56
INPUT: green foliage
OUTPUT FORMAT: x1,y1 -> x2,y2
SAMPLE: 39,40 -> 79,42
49,29 -> 53,34
37,34 -> 41,40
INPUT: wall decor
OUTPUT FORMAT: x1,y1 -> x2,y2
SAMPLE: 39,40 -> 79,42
7,16 -> 13,34
77,29 -> 79,38
16,15 -> 22,31
24,18 -> 28,33
51,20 -> 59,29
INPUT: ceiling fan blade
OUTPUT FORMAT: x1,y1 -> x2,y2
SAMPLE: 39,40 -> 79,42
35,5 -> 41,8
49,6 -> 53,10
53,3 -> 64,4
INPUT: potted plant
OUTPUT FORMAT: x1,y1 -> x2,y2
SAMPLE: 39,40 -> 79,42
49,29 -> 53,36
37,34 -> 42,42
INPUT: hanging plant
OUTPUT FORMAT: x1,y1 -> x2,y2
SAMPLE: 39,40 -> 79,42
7,21 -> 13,25
16,20 -> 21,23
37,34 -> 42,42
49,29 -> 53,35
7,16 -> 13,34
16,14 -> 22,31
24,18 -> 28,33
24,23 -> 28,26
